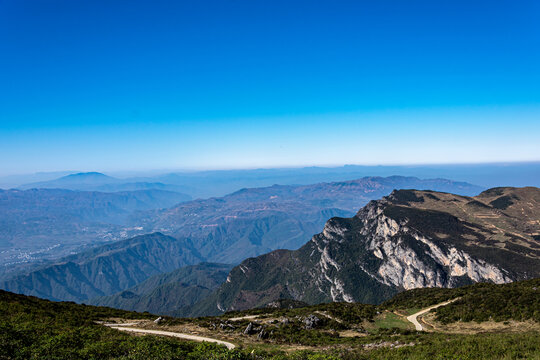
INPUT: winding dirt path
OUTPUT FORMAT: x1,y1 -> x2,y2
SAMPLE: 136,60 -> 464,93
104,323 -> 236,350
406,298 -> 458,331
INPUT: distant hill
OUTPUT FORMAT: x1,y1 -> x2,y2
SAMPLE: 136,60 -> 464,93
191,187 -> 540,316
89,263 -> 232,315
0,188 -> 191,274
19,171 -> 191,194
22,172 -> 118,187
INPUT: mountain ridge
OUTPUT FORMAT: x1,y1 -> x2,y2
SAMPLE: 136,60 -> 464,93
190,186 -> 540,316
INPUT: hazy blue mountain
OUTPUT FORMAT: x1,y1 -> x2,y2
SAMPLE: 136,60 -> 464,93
0,188 -> 191,275
191,187 -> 540,316
88,262 -> 232,315
135,176 -> 483,263
0,233 -> 202,302
0,171 -> 76,189
140,162 -> 540,198
11,162 -> 539,199
19,172 -> 191,194
21,172 -> 117,188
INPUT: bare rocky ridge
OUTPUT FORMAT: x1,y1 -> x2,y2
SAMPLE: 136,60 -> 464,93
190,187 -> 540,316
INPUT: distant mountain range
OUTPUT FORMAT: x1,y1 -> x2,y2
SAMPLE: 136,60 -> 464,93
135,176 -> 483,264
190,187 -> 540,316
7,162 -> 540,198
0,176 -> 483,302
0,188 -> 191,274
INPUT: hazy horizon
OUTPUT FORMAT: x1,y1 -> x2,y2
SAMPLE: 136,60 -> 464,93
2,161 -> 540,193
2,159 -> 540,178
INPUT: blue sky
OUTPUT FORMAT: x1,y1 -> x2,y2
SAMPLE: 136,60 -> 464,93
1,0 -> 539,175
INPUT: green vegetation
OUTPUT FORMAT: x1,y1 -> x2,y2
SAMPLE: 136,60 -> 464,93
382,287 -> 458,310
384,278 -> 540,324
434,279 -> 540,323
89,263 -> 232,315
1,278 -> 539,359
336,332 -> 540,360
0,290 -> 256,360
223,301 -> 378,327
372,312 -> 411,329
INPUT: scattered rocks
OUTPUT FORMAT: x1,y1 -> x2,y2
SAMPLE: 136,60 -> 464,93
303,314 -> 321,329
257,327 -> 268,340
363,341 -> 415,350
244,322 -> 254,335
218,322 -> 235,330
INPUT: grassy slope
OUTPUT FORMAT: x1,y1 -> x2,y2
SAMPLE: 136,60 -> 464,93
1,278 -> 539,359
0,290 -> 233,360
383,278 -> 540,323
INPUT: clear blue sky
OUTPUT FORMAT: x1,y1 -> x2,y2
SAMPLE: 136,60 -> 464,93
1,0 -> 539,175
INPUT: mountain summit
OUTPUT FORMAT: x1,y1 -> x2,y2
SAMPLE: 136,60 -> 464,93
58,172 -> 115,182
20,172 -> 118,189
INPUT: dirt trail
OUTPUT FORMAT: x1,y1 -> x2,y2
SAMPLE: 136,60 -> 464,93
406,298 -> 458,331
315,310 -> 343,323
228,314 -> 259,322
104,323 -> 236,350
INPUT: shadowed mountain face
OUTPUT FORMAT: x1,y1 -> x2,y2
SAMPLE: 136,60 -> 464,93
0,233 -> 202,302
192,187 -> 540,316
0,176 -> 483,304
88,263 -> 232,315
0,188 -> 191,274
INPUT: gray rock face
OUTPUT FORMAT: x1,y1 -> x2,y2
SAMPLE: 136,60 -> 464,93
219,322 -> 235,330
257,327 -> 268,340
244,322 -> 254,335
303,314 -> 321,329
357,203 -> 511,290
